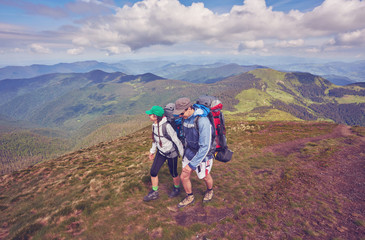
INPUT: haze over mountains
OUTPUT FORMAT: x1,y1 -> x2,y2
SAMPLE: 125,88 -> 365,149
1,60 -> 365,85
1,64 -> 364,130
0,59 -> 364,174
1,63 -> 364,132
271,60 -> 365,85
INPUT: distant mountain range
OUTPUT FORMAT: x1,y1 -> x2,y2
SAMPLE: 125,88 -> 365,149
1,67 -> 364,174
0,61 -> 122,79
2,60 -> 365,86
163,63 -> 268,83
1,68 -> 364,132
320,75 -> 356,86
0,70 -> 165,130
349,82 -> 365,88
271,60 -> 365,84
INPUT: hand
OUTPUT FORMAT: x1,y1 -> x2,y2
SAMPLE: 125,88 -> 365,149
149,153 -> 154,161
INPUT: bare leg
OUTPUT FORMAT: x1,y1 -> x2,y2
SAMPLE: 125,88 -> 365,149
180,166 -> 193,194
151,176 -> 158,188
203,173 -> 213,189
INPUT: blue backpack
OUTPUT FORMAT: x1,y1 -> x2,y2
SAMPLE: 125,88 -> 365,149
163,103 -> 184,141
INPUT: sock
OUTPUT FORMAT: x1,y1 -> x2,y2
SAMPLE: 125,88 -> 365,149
174,185 -> 180,189
207,188 -> 213,191
152,186 -> 158,191
187,192 -> 193,196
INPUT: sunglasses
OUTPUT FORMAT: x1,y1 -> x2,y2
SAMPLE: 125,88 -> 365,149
178,108 -> 189,116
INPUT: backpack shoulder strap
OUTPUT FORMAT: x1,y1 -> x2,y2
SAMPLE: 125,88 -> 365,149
153,122 -> 170,139
194,114 -> 216,138
193,115 -> 200,130
162,121 -> 173,142
220,112 -> 225,126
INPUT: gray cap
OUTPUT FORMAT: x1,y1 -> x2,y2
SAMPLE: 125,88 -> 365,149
173,97 -> 192,115
164,103 -> 175,112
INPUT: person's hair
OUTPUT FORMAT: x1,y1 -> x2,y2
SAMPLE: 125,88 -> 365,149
151,115 -> 164,147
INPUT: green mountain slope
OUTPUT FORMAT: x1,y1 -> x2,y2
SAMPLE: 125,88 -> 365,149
0,130 -> 71,175
168,63 -> 267,83
0,71 -> 166,128
0,121 -> 364,239
2,68 -> 364,130
0,70 -> 245,131
225,69 -> 365,125
1,68 -> 364,175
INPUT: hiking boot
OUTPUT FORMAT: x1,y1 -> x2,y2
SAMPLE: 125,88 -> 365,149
203,189 -> 214,203
178,194 -> 195,208
143,190 -> 159,202
168,187 -> 180,198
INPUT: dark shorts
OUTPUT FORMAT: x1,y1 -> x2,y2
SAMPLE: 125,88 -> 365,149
150,150 -> 179,178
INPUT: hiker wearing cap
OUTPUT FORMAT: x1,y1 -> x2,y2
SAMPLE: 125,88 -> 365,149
144,106 -> 184,202
173,98 -> 215,208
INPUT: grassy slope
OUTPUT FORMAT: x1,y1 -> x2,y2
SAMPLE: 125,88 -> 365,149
226,69 -> 308,121
0,114 -> 150,175
0,130 -> 71,175
226,69 -> 365,123
1,121 -> 364,239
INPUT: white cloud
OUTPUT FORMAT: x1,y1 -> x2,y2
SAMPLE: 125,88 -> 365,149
72,37 -> 91,46
305,48 -> 320,53
239,40 -> 265,50
276,39 -> 304,48
67,47 -> 84,55
302,0 -> 365,34
30,43 -> 51,54
72,0 -> 365,54
13,48 -> 25,53
2,0 -> 365,62
335,29 -> 365,46
200,51 -> 212,55
104,45 -> 132,55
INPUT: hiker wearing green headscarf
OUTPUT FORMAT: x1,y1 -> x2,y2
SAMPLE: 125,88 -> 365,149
143,106 -> 184,201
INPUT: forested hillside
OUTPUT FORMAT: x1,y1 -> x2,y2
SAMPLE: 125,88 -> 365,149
1,68 -> 364,175
0,130 -> 70,175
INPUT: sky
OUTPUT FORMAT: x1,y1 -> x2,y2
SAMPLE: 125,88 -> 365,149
0,0 -> 365,66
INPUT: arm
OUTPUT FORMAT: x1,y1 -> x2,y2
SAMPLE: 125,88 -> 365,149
150,142 -> 157,155
149,125 -> 157,159
188,117 -> 212,170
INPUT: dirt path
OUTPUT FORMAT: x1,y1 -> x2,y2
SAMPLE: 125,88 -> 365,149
262,124 -> 354,156
190,124 -> 365,239
322,128 -> 365,239
262,124 -> 365,239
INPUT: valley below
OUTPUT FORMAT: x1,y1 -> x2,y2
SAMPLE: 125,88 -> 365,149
1,66 -> 365,176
